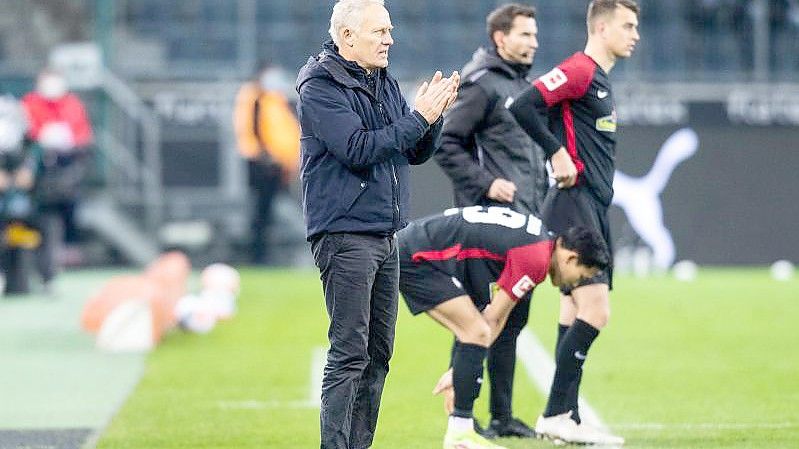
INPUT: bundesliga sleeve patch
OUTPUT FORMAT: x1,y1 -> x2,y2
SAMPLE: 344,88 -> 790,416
538,68 -> 568,92
595,113 -> 617,132
511,275 -> 535,297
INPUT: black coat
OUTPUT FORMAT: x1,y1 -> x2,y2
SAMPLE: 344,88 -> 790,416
436,48 -> 547,215
296,41 -> 442,240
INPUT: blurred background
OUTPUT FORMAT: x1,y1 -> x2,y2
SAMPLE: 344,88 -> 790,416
0,0 -> 797,285
0,3 -> 797,448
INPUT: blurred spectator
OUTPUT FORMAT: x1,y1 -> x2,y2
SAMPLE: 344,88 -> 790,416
233,65 -> 300,265
21,69 -> 93,288
0,93 -> 39,294
687,0 -> 753,73
770,0 -> 799,74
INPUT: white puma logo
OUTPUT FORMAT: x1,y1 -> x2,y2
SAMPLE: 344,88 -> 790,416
611,128 -> 699,269
574,351 -> 587,360
597,90 -> 609,99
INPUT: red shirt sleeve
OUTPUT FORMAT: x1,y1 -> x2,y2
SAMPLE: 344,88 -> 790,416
496,240 -> 554,301
532,53 -> 596,107
63,94 -> 93,147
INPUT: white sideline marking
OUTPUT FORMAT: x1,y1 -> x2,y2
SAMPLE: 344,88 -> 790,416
217,346 -> 327,411
516,328 -> 606,430
218,400 -> 315,409
611,422 -> 797,430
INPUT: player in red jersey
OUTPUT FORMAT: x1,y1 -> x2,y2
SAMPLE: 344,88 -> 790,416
507,0 -> 639,444
398,206 -> 609,449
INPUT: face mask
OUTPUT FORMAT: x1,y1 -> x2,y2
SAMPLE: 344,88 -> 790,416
38,76 -> 67,100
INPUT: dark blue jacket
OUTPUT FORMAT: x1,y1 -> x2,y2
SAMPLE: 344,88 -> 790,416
296,41 -> 442,240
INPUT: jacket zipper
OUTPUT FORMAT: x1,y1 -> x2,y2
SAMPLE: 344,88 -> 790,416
377,99 -> 400,228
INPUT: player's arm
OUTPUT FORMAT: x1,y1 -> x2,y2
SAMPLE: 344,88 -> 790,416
508,62 -> 593,188
481,287 -> 518,344
506,86 -> 562,160
487,242 -> 551,345
434,83 -> 497,203
507,86 -> 577,188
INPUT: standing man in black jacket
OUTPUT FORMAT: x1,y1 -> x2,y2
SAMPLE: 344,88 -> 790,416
296,1 -> 459,448
434,3 -> 544,439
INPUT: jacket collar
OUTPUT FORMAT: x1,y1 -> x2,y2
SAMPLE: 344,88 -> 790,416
463,47 -> 531,80
319,40 -> 385,92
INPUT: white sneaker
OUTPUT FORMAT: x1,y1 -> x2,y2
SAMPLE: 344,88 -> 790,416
535,412 -> 624,445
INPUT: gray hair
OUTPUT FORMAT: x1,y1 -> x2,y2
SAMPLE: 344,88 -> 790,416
328,0 -> 386,47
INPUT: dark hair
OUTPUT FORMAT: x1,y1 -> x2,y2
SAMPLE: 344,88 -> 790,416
486,3 -> 536,42
588,0 -> 640,24
559,226 -> 611,272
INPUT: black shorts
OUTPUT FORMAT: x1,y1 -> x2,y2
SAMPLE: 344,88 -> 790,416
541,186 -> 613,294
398,245 -> 470,315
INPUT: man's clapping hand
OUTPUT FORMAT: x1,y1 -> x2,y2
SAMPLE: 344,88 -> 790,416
414,70 -> 460,124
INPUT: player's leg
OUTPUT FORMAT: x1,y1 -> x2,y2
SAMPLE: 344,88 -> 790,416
546,284 -> 607,417
537,283 -> 622,445
428,298 -> 507,449
428,296 -> 491,346
428,295 -> 491,421
556,293 -> 580,422
485,295 -> 536,438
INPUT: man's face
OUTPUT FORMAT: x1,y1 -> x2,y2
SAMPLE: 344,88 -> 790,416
344,4 -> 394,71
496,15 -> 538,65
549,244 -> 600,289
600,6 -> 640,59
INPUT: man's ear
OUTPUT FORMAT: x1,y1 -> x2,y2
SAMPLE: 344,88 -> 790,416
567,252 -> 579,265
342,28 -> 355,47
491,30 -> 506,49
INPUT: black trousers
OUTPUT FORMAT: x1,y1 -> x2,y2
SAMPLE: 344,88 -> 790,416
311,232 -> 399,449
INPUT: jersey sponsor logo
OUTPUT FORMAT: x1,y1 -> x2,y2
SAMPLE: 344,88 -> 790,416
538,67 -> 568,92
511,275 -> 535,297
597,89 -> 609,99
596,111 -> 617,132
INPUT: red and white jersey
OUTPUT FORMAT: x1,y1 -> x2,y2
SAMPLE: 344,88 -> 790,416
398,206 -> 555,302
533,52 -> 617,206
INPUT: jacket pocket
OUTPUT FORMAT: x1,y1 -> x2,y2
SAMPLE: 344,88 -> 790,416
344,178 -> 368,212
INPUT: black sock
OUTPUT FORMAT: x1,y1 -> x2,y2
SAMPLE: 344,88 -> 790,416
556,323 -> 569,351
544,319 -> 599,419
556,323 -> 581,423
452,341 -> 488,418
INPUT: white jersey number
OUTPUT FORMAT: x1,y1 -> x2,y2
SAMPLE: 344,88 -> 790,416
453,206 -> 542,236
538,67 -> 568,92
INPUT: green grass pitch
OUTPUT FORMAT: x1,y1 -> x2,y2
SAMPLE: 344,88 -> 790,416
95,268 -> 799,448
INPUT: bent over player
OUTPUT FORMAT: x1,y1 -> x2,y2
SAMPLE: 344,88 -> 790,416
397,206 -> 609,449
507,0 -> 639,444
